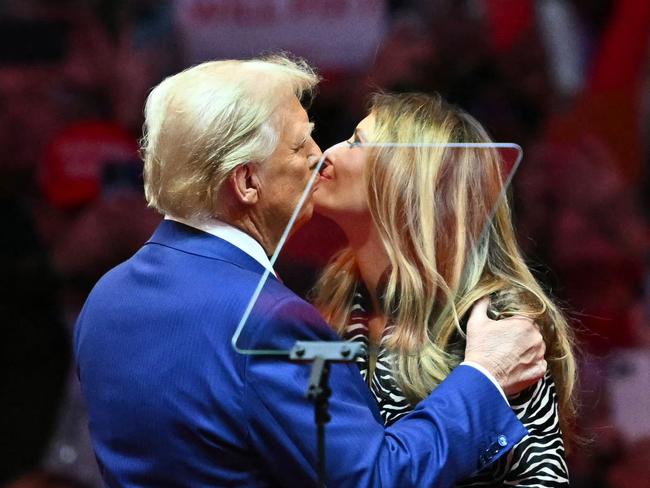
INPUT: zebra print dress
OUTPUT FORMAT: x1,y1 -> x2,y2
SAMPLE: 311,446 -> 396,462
343,288 -> 569,487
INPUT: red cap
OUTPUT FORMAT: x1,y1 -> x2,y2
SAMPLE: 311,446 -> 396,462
39,121 -> 140,209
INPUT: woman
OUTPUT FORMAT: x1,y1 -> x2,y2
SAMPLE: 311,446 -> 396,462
312,92 -> 576,486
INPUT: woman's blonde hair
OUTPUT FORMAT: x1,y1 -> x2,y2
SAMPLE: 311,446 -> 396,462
313,92 -> 577,439
141,54 -> 319,220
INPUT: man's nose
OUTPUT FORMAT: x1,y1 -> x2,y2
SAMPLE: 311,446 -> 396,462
309,138 -> 323,157
307,140 -> 323,170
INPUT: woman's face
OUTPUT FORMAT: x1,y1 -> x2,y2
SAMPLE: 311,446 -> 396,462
313,114 -> 375,225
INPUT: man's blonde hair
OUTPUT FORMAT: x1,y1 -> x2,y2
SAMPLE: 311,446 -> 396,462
140,55 -> 319,219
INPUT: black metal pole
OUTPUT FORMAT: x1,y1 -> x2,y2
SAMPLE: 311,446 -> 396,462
307,356 -> 331,488
291,342 -> 362,487
317,421 -> 326,487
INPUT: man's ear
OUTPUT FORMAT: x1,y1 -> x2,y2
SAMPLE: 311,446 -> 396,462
229,163 -> 260,205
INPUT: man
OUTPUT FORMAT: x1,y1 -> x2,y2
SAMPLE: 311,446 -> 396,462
75,56 -> 546,487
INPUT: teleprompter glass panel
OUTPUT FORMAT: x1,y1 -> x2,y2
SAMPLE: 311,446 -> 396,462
230,142 -> 523,356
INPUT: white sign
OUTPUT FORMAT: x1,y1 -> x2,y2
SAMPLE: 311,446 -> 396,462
174,0 -> 387,72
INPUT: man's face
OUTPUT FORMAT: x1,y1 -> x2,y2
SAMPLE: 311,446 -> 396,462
253,97 -> 321,245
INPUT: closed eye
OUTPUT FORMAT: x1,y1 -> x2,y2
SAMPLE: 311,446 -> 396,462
346,134 -> 362,148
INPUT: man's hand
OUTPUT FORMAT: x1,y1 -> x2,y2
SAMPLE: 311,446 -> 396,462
464,298 -> 546,396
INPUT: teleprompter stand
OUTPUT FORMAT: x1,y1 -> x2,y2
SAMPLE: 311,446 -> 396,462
289,341 -> 363,488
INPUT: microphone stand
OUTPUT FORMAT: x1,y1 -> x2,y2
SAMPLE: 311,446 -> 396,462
290,341 -> 363,488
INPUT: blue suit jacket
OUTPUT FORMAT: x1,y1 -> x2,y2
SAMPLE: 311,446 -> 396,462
75,220 -> 526,487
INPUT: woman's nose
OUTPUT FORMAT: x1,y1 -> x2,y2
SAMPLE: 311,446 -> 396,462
323,140 -> 349,160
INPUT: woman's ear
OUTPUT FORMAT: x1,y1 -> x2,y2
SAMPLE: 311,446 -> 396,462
229,163 -> 259,205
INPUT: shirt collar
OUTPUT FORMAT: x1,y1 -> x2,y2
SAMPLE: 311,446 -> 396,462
164,215 -> 277,277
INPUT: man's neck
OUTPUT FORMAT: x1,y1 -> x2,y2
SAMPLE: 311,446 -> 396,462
226,213 -> 276,257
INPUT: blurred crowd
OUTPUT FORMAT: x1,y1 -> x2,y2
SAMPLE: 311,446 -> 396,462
1,0 -> 650,487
